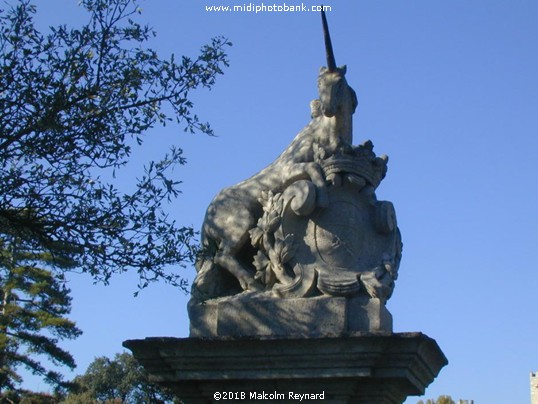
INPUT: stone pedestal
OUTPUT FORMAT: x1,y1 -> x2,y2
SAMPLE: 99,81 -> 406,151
124,333 -> 447,404
189,294 -> 393,337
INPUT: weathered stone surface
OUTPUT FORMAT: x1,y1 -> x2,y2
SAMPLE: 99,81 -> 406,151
189,13 -> 402,340
191,12 -> 400,307
124,333 -> 448,404
189,294 -> 392,337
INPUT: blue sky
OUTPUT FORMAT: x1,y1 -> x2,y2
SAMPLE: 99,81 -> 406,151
28,0 -> 538,402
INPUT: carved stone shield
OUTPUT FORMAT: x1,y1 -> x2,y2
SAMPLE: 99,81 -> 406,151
279,179 -> 400,298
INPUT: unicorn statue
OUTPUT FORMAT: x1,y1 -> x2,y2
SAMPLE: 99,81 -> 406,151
191,11 -> 400,309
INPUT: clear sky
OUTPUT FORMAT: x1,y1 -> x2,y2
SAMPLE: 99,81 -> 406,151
27,0 -> 538,403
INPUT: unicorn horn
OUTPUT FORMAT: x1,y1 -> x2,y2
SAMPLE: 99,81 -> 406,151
321,9 -> 336,71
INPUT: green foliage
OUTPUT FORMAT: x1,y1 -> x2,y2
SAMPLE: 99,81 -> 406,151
0,0 -> 231,291
0,389 -> 60,403
0,0 -> 229,394
0,235 -> 82,393
61,352 -> 177,404
417,395 -> 456,404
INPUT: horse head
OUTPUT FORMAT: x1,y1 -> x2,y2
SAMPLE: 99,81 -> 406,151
318,10 -> 358,119
317,65 -> 357,118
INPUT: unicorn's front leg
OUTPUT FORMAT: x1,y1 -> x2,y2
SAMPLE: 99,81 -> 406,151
284,162 -> 329,208
304,162 -> 329,207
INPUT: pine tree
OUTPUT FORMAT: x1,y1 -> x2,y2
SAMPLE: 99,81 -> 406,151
0,232 -> 82,394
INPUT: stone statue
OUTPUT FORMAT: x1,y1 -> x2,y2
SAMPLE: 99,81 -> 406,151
189,11 -> 402,335
126,14 -> 447,403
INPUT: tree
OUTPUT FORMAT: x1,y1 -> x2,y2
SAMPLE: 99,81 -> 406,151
0,389 -> 60,403
0,0 -> 230,395
60,352 -> 177,404
0,232 -> 82,394
417,396 -> 456,404
0,0 -> 231,290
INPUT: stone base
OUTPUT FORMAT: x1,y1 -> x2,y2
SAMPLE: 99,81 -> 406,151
124,333 -> 447,404
188,294 -> 392,337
